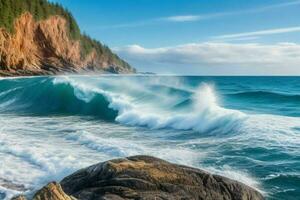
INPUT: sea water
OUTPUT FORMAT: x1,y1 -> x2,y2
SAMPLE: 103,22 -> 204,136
0,75 -> 299,200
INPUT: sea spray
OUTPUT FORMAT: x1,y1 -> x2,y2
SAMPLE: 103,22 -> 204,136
52,76 -> 245,133
115,83 -> 246,133
0,76 -> 300,200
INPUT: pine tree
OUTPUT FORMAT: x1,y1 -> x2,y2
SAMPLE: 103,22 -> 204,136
0,0 -> 132,71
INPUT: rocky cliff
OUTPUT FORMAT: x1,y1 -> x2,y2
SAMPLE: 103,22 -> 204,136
12,155 -> 264,200
0,13 -> 135,76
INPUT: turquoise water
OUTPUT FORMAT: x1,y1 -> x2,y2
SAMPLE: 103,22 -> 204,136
0,76 -> 299,199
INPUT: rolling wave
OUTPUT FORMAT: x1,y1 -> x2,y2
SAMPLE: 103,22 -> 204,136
0,76 -> 299,199
0,77 -> 117,120
0,76 -> 245,133
114,83 -> 245,133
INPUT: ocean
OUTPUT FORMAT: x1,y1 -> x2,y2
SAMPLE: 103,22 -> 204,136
0,75 -> 299,200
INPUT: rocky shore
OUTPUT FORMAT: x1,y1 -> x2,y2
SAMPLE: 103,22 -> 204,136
0,13 -> 135,77
11,155 -> 264,200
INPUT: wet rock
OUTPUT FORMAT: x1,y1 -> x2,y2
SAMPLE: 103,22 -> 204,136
32,182 -> 75,200
11,195 -> 27,200
61,155 -> 264,200
10,182 -> 76,200
10,156 -> 264,200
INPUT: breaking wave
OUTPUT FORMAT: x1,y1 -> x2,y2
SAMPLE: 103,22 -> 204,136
0,76 -> 245,133
1,76 -> 299,200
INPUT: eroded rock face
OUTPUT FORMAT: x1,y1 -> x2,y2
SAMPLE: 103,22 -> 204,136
61,155 -> 264,200
32,182 -> 75,200
11,195 -> 27,200
0,13 -> 134,76
11,182 -> 75,200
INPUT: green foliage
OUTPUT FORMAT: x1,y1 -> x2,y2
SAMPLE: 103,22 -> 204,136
0,0 -> 80,39
80,33 -> 132,70
0,0 -> 132,71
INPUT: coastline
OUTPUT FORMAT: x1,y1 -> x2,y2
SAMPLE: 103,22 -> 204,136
1,76 -> 299,199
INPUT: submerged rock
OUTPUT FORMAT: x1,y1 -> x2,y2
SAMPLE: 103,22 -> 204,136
11,155 -> 264,200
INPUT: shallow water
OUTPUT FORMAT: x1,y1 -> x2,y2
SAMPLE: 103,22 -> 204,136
0,75 -> 299,199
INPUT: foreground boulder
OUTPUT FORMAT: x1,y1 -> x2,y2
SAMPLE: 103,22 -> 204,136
61,155 -> 264,200
12,155 -> 264,200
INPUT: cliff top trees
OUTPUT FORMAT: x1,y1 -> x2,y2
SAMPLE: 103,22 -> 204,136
0,0 -> 132,71
0,0 -> 80,39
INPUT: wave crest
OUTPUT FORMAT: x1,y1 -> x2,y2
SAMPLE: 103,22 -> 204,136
0,76 -> 245,133
116,83 -> 245,133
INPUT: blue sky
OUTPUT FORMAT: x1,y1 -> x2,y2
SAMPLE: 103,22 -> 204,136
51,0 -> 300,75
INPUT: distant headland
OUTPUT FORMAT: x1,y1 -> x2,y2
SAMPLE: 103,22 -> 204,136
0,0 -> 135,76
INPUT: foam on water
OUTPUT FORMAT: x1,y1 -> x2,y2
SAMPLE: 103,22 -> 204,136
242,114 -> 300,150
0,114 -> 203,199
63,130 -> 203,165
0,76 -> 299,199
53,77 -> 245,134
205,165 -> 263,193
117,84 -> 245,133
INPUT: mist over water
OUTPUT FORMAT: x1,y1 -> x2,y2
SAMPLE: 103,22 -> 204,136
0,75 -> 299,200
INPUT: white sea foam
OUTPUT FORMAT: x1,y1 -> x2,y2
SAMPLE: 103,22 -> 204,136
116,83 -> 246,133
205,165 -> 264,194
64,131 -> 145,157
64,130 -> 203,166
0,116 -> 101,199
0,185 -> 20,200
0,112 -> 203,199
1,76 -> 299,199
240,114 -> 300,156
53,77 -> 245,134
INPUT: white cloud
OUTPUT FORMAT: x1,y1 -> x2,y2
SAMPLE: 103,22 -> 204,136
160,12 -> 228,22
99,0 -> 300,29
214,26 -> 300,40
162,0 -> 300,23
163,15 -> 202,22
259,0 -> 300,10
114,43 -> 300,75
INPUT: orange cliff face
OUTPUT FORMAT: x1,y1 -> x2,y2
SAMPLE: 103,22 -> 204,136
0,13 -> 135,76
